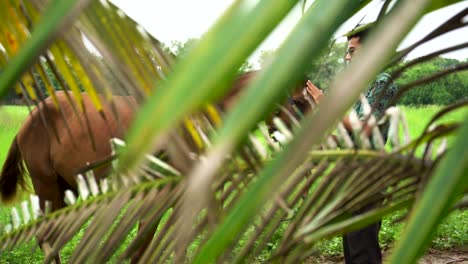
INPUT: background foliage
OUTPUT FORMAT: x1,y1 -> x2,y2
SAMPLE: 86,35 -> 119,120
166,39 -> 468,107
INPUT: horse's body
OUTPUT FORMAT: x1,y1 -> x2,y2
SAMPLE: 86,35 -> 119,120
0,91 -> 137,210
0,70 -> 312,262
1,70 -> 312,210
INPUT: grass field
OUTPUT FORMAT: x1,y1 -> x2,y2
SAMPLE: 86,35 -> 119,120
0,105 -> 466,262
0,106 -> 29,165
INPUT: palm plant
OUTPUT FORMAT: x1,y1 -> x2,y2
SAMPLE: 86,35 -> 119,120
0,0 -> 466,263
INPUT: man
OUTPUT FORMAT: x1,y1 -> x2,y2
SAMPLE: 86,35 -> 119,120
306,23 -> 399,264
343,24 -> 399,145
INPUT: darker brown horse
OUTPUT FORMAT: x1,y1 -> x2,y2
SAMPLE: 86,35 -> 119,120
0,70 -> 313,261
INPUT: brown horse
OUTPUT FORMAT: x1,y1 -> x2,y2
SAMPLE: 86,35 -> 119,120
0,91 -> 137,210
0,70 -> 313,261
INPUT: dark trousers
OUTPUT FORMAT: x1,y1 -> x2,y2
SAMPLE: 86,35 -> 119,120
343,220 -> 382,264
342,129 -> 388,264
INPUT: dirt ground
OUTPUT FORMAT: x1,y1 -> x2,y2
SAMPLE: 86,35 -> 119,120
304,248 -> 468,264
416,249 -> 468,264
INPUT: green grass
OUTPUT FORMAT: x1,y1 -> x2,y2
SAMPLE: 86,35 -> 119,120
399,105 -> 468,157
0,106 -> 29,165
0,105 -> 466,262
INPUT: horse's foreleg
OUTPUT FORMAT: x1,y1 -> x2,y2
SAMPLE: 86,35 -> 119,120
131,218 -> 161,264
30,171 -> 65,264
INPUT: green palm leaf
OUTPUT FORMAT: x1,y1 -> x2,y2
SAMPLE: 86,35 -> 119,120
0,0 -> 467,263
389,113 -> 468,263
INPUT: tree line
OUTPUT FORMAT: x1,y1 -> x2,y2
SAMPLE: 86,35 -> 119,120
393,57 -> 467,105
255,42 -> 467,107
239,41 -> 467,107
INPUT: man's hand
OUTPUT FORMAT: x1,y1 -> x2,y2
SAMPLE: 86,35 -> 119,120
306,80 -> 324,104
342,117 -> 373,137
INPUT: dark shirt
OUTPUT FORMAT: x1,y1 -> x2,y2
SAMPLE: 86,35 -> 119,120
354,72 -> 399,139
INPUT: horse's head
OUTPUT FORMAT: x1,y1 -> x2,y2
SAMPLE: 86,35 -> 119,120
218,71 -> 315,137
265,80 -> 315,136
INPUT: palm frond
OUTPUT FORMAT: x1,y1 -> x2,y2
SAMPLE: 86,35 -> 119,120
389,111 -> 468,264
1,105 -> 466,263
0,0 -> 173,152
0,0 -> 467,263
